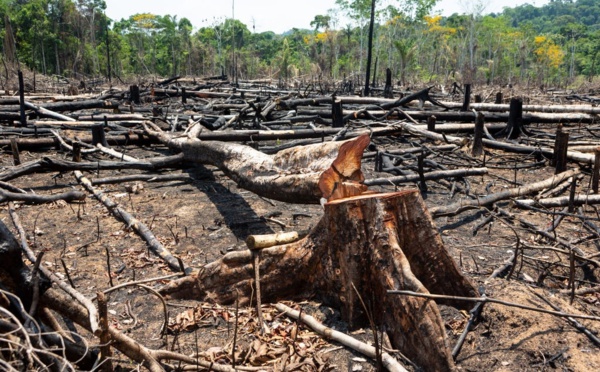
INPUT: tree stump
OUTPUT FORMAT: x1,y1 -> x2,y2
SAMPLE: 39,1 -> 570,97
161,190 -> 478,371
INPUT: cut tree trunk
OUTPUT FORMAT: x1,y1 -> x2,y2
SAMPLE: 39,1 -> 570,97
143,124 -> 386,204
161,189 -> 478,371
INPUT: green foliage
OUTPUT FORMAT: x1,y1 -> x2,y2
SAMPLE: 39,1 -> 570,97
0,0 -> 598,86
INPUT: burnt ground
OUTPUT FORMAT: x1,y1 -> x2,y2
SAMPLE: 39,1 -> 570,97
2,87 -> 600,371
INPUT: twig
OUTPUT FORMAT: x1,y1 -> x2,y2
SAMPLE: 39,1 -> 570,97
452,288 -> 486,360
252,251 -> 268,334
105,246 -> 114,287
351,282 -> 383,371
387,290 -> 600,321
496,207 -> 600,266
93,283 -> 168,336
60,259 -> 76,288
24,251 -> 44,329
98,273 -> 182,297
528,288 -> 600,347
42,287 -> 163,372
232,293 -> 240,370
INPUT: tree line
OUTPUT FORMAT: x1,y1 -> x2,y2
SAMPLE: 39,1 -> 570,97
1,0 -> 599,88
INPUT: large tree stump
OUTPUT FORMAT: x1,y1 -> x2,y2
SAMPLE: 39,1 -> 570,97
161,190 -> 478,371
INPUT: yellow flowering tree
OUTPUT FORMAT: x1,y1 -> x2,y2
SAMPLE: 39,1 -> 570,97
422,14 -> 457,80
533,35 -> 565,84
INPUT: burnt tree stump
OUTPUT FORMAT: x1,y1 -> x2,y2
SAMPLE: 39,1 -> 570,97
161,190 -> 478,371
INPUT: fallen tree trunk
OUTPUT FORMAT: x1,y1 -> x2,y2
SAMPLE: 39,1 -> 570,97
161,190 -> 478,371
0,133 -> 159,151
440,101 -> 600,114
365,167 -> 488,186
514,194 -> 600,208
297,108 -> 600,124
430,169 -> 580,217
0,189 -> 86,204
0,154 -> 184,182
0,99 -> 120,112
143,123 -> 378,203
197,126 -> 402,141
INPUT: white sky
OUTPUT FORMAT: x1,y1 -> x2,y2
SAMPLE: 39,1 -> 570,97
104,0 -> 550,34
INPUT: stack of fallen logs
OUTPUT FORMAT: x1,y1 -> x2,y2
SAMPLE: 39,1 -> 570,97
1,77 -> 600,371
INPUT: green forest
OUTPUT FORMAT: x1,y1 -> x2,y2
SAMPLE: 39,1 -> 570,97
1,0 -> 600,88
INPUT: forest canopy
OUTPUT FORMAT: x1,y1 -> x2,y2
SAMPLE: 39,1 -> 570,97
1,0 -> 599,87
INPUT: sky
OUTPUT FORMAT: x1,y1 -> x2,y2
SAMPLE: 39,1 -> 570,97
104,0 -> 550,34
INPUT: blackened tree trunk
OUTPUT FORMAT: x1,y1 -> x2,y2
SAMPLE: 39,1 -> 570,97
363,0 -> 376,96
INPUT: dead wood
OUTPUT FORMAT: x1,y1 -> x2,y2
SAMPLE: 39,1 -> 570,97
0,188 -> 86,204
296,107 -> 599,124
0,154 -> 183,181
0,133 -> 159,150
275,303 -> 408,372
387,290 -> 600,321
514,194 -> 600,208
482,137 -> 594,164
0,99 -> 119,113
95,143 -> 138,162
391,122 -> 467,145
74,171 -> 186,273
90,173 -> 192,185
23,101 -> 75,121
245,231 -> 306,250
365,167 -> 488,186
430,169 -> 580,217
0,180 -> 26,193
143,123 -> 377,203
161,189 -> 478,371
442,101 -> 600,114
189,125 -> 402,142
379,86 -> 450,110
41,287 -> 165,372
7,204 -> 100,334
